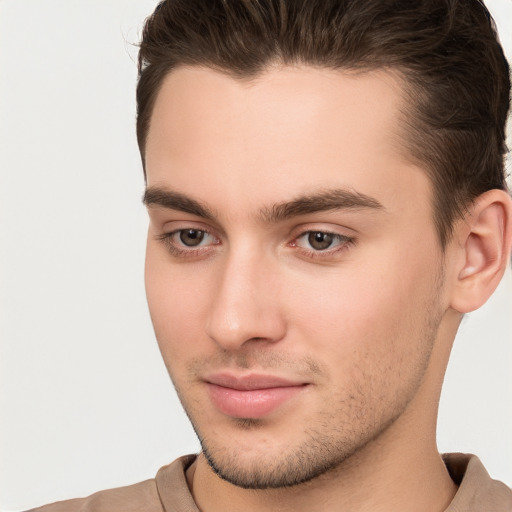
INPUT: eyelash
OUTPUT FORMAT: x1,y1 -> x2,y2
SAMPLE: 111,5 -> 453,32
291,231 -> 355,260
156,229 -> 219,258
156,228 -> 355,260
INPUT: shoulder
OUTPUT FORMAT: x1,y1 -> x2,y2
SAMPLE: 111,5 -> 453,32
26,479 -> 162,512
26,455 -> 198,512
444,453 -> 512,511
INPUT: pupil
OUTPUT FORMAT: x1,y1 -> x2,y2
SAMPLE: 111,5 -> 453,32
308,232 -> 333,250
180,229 -> 204,247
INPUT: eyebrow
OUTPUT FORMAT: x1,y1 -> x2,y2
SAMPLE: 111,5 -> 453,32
143,186 -> 384,222
262,189 -> 384,222
143,187 -> 215,220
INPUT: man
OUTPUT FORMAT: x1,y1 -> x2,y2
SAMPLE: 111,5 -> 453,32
30,0 -> 512,510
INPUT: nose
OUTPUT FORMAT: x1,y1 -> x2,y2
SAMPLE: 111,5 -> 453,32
205,249 -> 287,351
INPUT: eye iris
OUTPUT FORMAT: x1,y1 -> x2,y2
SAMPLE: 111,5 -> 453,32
179,229 -> 205,247
308,232 -> 333,250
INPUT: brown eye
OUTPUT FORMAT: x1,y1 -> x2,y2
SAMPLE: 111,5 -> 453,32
307,232 -> 334,250
179,229 -> 206,247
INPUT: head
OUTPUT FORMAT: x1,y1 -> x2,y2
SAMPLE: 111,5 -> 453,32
138,0 -> 512,490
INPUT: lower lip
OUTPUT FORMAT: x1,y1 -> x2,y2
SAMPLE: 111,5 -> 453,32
207,383 -> 305,419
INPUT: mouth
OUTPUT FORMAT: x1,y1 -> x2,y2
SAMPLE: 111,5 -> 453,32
204,373 -> 309,419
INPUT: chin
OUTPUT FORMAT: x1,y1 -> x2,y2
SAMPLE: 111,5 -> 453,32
195,422 -> 374,489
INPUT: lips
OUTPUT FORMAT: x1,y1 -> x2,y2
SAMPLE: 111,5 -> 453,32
205,373 -> 307,419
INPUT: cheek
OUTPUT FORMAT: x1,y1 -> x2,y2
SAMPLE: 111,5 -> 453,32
145,240 -> 211,364
145,228 -> 442,389
283,256 -> 441,430
284,249 -> 439,375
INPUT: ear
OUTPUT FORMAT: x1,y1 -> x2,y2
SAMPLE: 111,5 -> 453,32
449,189 -> 512,313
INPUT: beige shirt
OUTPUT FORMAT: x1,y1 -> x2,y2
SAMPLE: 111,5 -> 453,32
28,453 -> 512,512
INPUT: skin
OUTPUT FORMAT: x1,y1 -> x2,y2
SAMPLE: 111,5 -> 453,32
143,65 -> 511,512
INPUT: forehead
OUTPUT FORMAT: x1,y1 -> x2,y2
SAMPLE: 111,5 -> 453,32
145,65 -> 431,220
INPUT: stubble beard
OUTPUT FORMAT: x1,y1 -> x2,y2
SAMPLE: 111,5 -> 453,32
175,342 -> 437,490
167,272 -> 445,490
198,414 -> 389,489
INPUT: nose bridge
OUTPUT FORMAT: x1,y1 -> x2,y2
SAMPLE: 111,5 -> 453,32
206,242 -> 285,350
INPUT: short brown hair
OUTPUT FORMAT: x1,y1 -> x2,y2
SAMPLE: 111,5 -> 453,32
137,0 -> 510,247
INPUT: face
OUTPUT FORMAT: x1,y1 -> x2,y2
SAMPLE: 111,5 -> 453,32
144,66 -> 448,488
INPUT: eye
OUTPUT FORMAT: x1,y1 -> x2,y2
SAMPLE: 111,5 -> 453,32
157,227 -> 219,258
306,232 -> 335,250
178,229 -> 208,247
296,231 -> 351,251
290,229 -> 356,260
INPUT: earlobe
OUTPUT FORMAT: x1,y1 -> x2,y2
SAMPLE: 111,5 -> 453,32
450,189 -> 512,313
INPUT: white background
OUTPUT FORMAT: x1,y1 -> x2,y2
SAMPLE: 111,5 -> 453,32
0,1 -> 511,510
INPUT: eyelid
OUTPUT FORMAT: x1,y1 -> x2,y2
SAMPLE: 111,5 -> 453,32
159,228 -> 216,246
294,231 -> 352,247
288,222 -> 356,241
155,221 -> 356,260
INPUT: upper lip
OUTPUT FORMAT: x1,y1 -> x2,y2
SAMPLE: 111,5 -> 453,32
205,373 -> 307,391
